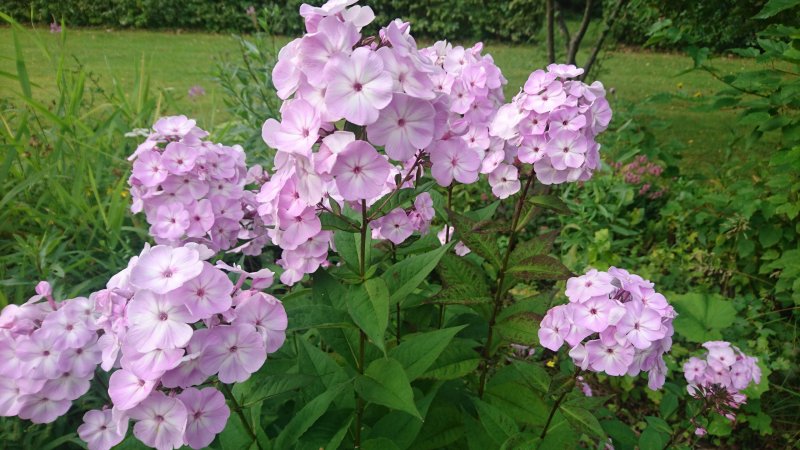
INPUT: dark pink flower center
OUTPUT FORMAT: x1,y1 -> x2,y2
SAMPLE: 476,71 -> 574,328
159,312 -> 168,321
353,82 -> 363,92
352,166 -> 362,174
229,346 -> 238,353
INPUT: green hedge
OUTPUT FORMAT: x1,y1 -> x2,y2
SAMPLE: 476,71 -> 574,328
3,0 -> 544,42
609,0 -> 798,51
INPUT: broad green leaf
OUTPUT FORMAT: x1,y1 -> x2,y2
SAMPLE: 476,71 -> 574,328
362,438 -> 401,450
347,278 -> 390,352
421,338 -> 481,380
320,211 -> 359,232
285,303 -> 355,331
369,382 -> 443,449
274,382 -> 349,449
355,358 -> 422,419
488,361 -> 550,393
496,295 -> 550,322
559,404 -> 606,439
509,230 -> 559,266
670,292 -> 737,343
219,408 -> 259,450
659,392 -> 679,419
638,427 -> 668,450
500,434 -> 541,450
334,231 -> 361,272
507,255 -> 573,280
433,286 -> 493,305
484,382 -> 549,426
297,337 -> 350,390
473,398 -> 519,444
233,372 -> 317,407
411,405 -> 465,450
448,210 -> 503,268
529,195 -> 571,215
601,419 -> 638,450
494,313 -> 540,347
436,252 -> 491,295
382,243 -> 450,305
753,0 -> 800,18
388,325 -> 466,380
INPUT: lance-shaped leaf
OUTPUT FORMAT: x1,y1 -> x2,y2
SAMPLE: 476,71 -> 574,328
382,243 -> 450,305
507,255 -> 573,280
529,195 -> 571,215
509,230 -> 559,267
472,398 -> 519,445
431,285 -> 493,305
347,278 -> 390,352
389,325 -> 466,380
355,358 -> 422,419
448,210 -> 503,269
559,404 -> 607,440
274,382 -> 350,449
421,338 -> 481,380
436,252 -> 490,294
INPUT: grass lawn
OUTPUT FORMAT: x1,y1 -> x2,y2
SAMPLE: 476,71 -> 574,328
0,27 -> 764,176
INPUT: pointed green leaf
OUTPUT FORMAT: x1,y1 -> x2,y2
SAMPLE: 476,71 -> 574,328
448,210 -> 503,268
347,278 -> 390,351
389,325 -> 466,380
382,243 -> 450,305
559,404 -> 607,439
753,0 -> 800,19
529,195 -> 571,215
473,398 -> 519,444
421,339 -> 481,380
507,255 -> 573,280
436,252 -> 491,294
370,382 -> 443,449
432,286 -> 492,305
670,292 -> 737,343
355,358 -> 422,419
509,230 -> 560,267
274,382 -> 350,449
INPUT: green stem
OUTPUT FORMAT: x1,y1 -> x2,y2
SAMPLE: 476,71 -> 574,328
368,151 -> 425,221
540,378 -> 575,440
478,167 -> 537,398
391,243 -> 402,343
221,383 -> 261,449
355,199 -> 369,448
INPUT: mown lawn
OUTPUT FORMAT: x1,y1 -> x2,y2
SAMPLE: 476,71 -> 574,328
0,27 -> 764,175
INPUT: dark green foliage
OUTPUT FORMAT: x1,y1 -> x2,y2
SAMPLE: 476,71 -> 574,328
2,0 -> 545,43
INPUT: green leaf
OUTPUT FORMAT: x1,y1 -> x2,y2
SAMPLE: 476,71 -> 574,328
421,338 -> 481,380
411,405 -> 465,450
670,292 -> 737,343
347,278 -> 390,352
500,434 -> 542,450
509,230 -> 559,266
495,313 -> 540,346
355,358 -> 422,419
559,404 -> 606,439
659,392 -> 679,419
473,398 -> 519,444
274,382 -> 350,449
529,195 -> 571,215
601,419 -> 638,450
285,303 -> 355,331
507,255 -> 573,280
638,427 -> 668,450
219,408 -> 258,450
233,372 -> 317,407
436,252 -> 491,294
433,285 -> 493,305
448,210 -> 503,268
362,438 -> 401,450
754,0 -> 800,19
334,231 -> 361,272
388,326 -> 466,380
382,243 -> 450,305
370,382 -> 443,449
320,211 -> 359,232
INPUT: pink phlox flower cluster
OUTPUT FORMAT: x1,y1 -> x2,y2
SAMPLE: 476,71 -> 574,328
129,116 -> 269,255
0,283 -> 100,425
489,64 -> 612,185
371,192 -> 435,245
683,341 -> 761,422
538,267 -> 676,390
610,154 -> 668,199
1,244 -> 287,450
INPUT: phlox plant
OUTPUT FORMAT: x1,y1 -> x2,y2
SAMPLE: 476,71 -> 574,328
0,1 -> 764,449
